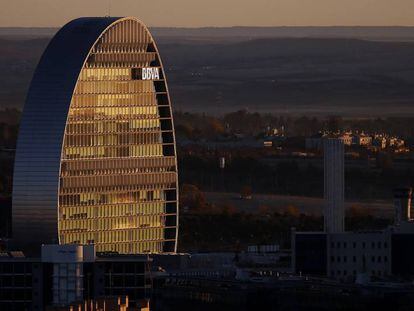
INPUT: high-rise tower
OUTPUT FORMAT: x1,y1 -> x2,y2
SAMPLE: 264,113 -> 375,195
12,17 -> 179,254
324,138 -> 344,233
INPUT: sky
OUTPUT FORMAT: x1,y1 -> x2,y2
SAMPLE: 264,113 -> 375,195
2,0 -> 414,27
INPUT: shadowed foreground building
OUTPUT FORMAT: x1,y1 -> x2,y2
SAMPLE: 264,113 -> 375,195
12,17 -> 178,254
292,188 -> 414,281
0,245 -> 151,311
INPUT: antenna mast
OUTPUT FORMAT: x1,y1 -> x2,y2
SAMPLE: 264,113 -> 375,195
107,0 -> 111,17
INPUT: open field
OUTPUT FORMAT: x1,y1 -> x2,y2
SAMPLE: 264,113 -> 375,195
205,192 -> 394,218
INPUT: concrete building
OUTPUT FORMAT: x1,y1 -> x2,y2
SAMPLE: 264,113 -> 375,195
41,245 -> 96,305
352,134 -> 372,146
338,134 -> 353,146
327,230 -> 391,281
324,139 -> 345,233
373,136 -> 387,149
45,296 -> 149,311
388,137 -> 405,148
292,188 -> 414,282
0,245 -> 151,310
394,188 -> 412,225
12,17 -> 179,254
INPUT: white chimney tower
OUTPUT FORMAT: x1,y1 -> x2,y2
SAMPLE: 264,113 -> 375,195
324,138 -> 345,233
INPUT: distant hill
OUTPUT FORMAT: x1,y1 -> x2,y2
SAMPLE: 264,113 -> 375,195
160,37 -> 414,115
2,26 -> 414,41
1,33 -> 414,116
153,26 -> 414,42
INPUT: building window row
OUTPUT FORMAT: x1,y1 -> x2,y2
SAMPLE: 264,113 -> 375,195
61,156 -> 175,171
59,190 -> 164,207
330,255 -> 388,263
64,132 -> 163,147
65,121 -> 162,134
59,183 -> 176,195
331,241 -> 388,249
71,93 -> 159,108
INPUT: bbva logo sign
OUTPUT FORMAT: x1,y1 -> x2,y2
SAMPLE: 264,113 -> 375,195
142,67 -> 160,80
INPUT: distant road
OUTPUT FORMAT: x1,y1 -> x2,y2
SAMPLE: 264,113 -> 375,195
204,192 -> 393,218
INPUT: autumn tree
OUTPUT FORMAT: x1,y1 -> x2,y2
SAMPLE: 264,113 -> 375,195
180,184 -> 206,212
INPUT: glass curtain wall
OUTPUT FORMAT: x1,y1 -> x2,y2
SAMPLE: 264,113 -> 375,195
58,19 -> 177,254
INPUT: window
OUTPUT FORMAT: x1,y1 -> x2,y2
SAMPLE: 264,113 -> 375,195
131,68 -> 141,80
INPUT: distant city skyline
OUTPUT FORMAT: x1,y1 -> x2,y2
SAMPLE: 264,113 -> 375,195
2,0 -> 414,27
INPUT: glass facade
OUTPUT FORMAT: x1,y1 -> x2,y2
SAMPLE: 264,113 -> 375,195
13,17 -> 178,254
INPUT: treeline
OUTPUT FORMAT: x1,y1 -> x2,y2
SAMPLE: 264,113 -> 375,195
2,108 -> 414,144
175,110 -> 414,140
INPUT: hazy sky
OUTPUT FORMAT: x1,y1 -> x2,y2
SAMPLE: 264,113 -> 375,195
2,0 -> 414,27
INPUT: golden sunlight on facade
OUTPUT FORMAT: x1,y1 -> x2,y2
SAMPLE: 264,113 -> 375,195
12,17 -> 179,254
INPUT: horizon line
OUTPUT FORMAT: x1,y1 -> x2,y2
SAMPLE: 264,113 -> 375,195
2,25 -> 414,29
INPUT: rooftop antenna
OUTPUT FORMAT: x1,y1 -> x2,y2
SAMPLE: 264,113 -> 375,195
106,0 -> 111,17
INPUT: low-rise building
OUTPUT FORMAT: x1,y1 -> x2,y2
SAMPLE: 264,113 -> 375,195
0,245 -> 151,310
373,137 -> 387,149
338,134 -> 353,146
389,137 -> 405,148
45,296 -> 149,311
352,134 -> 372,146
292,187 -> 414,282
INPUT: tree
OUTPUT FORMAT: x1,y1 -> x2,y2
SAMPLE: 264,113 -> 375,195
258,205 -> 270,216
377,152 -> 393,171
180,184 -> 206,212
326,115 -> 343,133
284,205 -> 300,218
206,118 -> 225,138
347,204 -> 369,218
221,202 -> 237,216
175,123 -> 193,139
